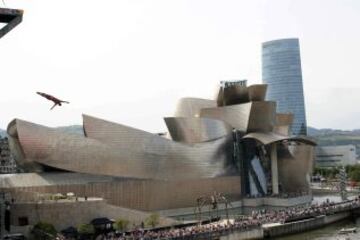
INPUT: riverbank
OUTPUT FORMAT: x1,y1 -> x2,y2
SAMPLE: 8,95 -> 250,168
87,197 -> 360,240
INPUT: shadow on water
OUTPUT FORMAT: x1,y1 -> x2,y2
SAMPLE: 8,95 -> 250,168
275,218 -> 359,240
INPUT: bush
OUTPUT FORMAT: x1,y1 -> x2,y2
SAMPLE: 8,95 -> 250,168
78,223 -> 95,235
145,213 -> 160,228
316,164 -> 360,182
348,165 -> 360,182
32,221 -> 57,240
113,218 -> 129,232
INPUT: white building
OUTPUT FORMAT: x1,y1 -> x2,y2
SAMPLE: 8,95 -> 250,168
315,145 -> 357,167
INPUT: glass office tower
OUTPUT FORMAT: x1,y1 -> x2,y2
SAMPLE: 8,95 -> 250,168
262,38 -> 307,135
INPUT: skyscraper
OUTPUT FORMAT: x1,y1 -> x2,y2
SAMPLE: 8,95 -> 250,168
262,38 -> 307,136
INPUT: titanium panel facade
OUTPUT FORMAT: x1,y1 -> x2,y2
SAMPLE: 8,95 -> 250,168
4,81 -> 316,211
243,132 -> 316,146
174,98 -> 216,118
8,117 -> 238,180
216,84 -> 267,107
278,144 -> 314,193
164,117 -> 232,143
200,101 -> 276,133
262,38 -> 307,136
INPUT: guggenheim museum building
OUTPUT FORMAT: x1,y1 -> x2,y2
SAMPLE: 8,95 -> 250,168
1,7 -> 316,232
1,81 -> 315,224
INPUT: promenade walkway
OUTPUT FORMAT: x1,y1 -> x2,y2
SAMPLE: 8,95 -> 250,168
58,196 -> 360,240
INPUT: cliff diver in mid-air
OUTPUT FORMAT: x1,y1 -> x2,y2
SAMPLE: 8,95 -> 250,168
36,92 -> 70,110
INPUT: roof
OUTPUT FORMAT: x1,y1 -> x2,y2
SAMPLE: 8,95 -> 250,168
243,132 -> 317,146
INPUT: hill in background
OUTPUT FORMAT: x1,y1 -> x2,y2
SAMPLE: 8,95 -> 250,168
308,127 -> 360,158
2,125 -> 360,157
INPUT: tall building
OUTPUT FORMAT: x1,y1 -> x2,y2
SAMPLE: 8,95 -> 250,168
315,145 -> 357,167
0,137 -> 17,174
262,38 -> 307,135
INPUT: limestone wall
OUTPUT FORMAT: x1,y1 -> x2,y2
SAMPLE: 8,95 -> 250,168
263,216 -> 325,238
10,199 -> 176,231
263,211 -> 352,238
220,228 -> 263,240
1,174 -> 241,211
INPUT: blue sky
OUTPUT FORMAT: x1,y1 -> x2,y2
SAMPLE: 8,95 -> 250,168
1,0 -> 360,131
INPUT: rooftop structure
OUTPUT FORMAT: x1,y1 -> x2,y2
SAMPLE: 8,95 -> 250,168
220,80 -> 247,88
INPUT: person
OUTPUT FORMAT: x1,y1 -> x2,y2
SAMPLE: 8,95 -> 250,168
211,195 -> 217,210
36,92 -> 70,110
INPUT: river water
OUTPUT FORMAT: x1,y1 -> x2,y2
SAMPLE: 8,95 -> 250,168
275,194 -> 359,240
277,219 -> 360,240
271,194 -> 360,240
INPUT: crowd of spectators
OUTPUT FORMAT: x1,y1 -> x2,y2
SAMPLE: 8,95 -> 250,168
58,196 -> 360,240
248,197 -> 360,225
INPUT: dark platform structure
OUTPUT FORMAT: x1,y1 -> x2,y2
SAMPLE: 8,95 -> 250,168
0,8 -> 23,39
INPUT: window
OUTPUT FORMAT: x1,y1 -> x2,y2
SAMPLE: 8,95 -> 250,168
18,217 -> 28,226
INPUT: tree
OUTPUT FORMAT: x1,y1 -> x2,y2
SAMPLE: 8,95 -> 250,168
345,164 -> 360,182
349,168 -> 360,182
113,218 -> 130,232
31,221 -> 57,240
145,213 -> 160,228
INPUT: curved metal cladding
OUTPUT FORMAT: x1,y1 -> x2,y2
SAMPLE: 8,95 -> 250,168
243,132 -> 316,146
217,84 -> 268,106
274,113 -> 294,136
8,118 -> 238,180
248,84 -> 267,102
241,131 -> 315,194
164,117 -> 232,143
82,115 -> 239,178
217,85 -> 249,106
174,98 -> 217,118
199,101 -> 276,133
262,38 -> 307,135
7,119 -> 46,172
277,144 -> 314,193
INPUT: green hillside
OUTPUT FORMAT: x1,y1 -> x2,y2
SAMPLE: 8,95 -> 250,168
309,128 -> 360,158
